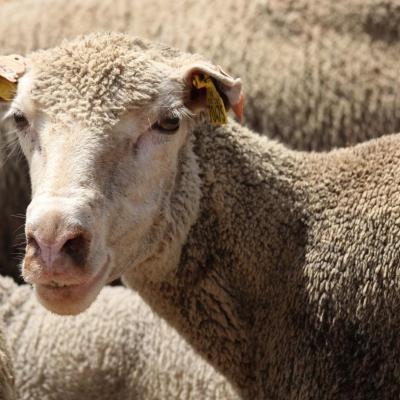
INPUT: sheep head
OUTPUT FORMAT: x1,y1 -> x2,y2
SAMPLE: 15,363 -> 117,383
1,33 -> 243,315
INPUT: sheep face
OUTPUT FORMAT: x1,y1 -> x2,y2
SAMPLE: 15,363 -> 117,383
3,33 -> 242,315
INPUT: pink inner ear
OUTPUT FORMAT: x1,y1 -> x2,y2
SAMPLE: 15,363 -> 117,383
232,94 -> 244,121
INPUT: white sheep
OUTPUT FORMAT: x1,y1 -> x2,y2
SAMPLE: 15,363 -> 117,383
0,276 -> 237,400
3,0 -> 400,282
4,32 -> 400,398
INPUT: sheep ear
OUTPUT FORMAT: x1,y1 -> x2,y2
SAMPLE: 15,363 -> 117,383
0,54 -> 28,102
183,63 -> 244,125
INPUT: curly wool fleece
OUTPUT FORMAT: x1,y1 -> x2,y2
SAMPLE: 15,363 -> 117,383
0,276 -> 238,400
137,121 -> 400,399
0,323 -> 15,400
2,0 -> 400,280
17,32 -> 400,399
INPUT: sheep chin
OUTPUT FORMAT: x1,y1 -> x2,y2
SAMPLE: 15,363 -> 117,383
33,260 -> 110,316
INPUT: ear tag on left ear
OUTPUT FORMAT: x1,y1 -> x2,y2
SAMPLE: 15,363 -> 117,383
193,74 -> 228,125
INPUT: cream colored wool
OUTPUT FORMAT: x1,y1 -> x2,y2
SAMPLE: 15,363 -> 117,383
0,322 -> 15,400
0,276 -> 238,400
2,0 -> 400,279
10,32 -> 400,399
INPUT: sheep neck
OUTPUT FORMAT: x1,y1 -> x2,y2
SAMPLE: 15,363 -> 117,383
123,122 -> 308,396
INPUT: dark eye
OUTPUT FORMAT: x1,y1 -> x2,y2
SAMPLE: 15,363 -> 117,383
152,116 -> 180,133
13,111 -> 29,130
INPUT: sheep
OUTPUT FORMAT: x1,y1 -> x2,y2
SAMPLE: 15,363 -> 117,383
0,323 -> 15,400
3,0 -> 400,281
0,276 -> 238,400
5,32 -> 400,399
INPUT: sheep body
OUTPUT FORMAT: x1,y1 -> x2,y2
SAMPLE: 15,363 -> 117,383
17,32 -> 400,399
0,276 -> 238,400
3,0 -> 400,279
125,120 -> 400,399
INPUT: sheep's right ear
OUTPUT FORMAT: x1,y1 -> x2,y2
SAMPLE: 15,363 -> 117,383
0,55 -> 27,102
0,55 -> 27,121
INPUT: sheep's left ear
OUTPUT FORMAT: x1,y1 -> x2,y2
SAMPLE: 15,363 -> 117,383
0,54 -> 28,102
183,63 -> 244,125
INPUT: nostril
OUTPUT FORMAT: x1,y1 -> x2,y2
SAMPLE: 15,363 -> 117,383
26,233 -> 41,256
61,232 -> 91,266
25,227 -> 91,268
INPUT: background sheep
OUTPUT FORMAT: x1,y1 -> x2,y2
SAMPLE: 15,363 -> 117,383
0,322 -> 15,400
10,32 -> 400,399
0,276 -> 238,400
2,0 -> 400,279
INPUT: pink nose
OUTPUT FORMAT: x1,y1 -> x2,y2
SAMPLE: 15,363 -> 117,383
27,229 -> 90,268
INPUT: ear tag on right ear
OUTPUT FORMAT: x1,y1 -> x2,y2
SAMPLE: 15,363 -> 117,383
0,54 -> 27,101
0,78 -> 16,101
193,74 -> 228,125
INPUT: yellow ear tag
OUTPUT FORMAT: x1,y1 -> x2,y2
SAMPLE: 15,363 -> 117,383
0,77 -> 16,101
193,74 -> 228,125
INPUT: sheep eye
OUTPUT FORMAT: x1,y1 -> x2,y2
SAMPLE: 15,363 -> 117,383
13,112 -> 29,130
152,116 -> 180,133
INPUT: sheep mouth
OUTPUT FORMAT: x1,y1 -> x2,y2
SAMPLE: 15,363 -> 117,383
36,264 -> 108,293
43,281 -> 76,289
38,280 -> 90,295
34,261 -> 110,315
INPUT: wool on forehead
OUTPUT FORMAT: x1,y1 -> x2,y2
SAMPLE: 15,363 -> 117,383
28,32 -> 190,128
